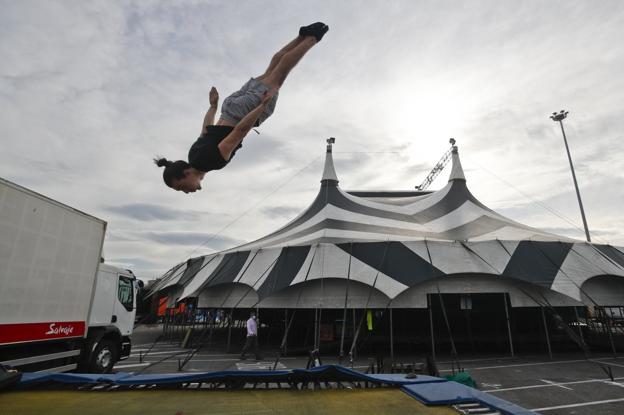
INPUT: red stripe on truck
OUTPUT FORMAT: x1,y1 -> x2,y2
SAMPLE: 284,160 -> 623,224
0,321 -> 86,345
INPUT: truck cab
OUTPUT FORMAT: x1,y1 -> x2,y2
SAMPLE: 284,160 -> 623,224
81,264 -> 137,373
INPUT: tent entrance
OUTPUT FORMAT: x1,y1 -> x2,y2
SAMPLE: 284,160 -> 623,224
427,293 -> 511,355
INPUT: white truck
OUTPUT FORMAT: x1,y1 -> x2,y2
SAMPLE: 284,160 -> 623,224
0,177 -> 137,373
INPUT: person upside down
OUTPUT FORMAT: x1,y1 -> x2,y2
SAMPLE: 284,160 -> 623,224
155,22 -> 329,193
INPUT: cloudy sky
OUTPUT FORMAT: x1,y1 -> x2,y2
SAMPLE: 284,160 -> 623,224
2,0 -> 623,281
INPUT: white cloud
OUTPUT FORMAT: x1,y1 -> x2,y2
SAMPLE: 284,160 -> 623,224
2,0 -> 623,280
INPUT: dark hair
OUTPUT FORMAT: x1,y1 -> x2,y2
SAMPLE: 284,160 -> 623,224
153,157 -> 190,187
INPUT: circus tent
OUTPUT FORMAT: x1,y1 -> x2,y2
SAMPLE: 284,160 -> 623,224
148,139 -> 624,313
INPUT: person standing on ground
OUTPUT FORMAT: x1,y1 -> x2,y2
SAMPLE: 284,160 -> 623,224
240,311 -> 261,360
155,22 -> 329,194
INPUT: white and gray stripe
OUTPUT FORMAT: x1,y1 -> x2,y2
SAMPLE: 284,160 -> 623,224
150,143 -> 624,309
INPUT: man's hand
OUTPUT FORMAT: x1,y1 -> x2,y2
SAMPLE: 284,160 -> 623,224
201,87 -> 219,134
209,86 -> 219,108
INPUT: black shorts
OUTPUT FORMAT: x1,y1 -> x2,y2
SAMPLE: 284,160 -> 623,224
188,136 -> 228,171
187,126 -> 241,172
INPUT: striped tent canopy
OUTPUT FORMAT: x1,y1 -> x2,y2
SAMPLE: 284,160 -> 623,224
150,140 -> 624,309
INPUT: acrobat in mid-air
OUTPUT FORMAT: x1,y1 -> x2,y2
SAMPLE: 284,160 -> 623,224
155,22 -> 329,193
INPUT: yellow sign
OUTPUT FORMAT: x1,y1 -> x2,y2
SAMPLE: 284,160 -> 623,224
367,310 -> 373,331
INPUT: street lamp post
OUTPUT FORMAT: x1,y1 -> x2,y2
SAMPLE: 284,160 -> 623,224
549,110 -> 591,242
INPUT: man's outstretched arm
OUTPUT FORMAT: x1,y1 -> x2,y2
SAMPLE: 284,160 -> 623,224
218,88 -> 278,161
200,87 -> 219,135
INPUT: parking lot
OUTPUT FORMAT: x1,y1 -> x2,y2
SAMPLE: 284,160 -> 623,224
117,325 -> 624,414
436,355 -> 624,414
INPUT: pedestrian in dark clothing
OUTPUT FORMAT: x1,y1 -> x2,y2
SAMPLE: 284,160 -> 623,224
240,311 -> 261,360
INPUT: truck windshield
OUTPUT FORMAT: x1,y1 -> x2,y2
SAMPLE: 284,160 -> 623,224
118,276 -> 134,311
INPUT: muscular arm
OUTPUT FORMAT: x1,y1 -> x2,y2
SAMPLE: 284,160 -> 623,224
201,106 -> 218,134
217,88 -> 277,161
200,87 -> 219,135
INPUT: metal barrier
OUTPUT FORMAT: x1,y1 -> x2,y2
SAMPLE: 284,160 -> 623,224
161,307 -> 247,348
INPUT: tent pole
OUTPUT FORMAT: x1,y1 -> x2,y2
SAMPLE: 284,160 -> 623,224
465,308 -> 474,353
353,308 -> 357,361
314,308 -> 319,350
348,309 -> 368,363
390,308 -> 394,360
602,306 -> 618,358
340,246 -> 353,362
437,287 -> 458,360
573,306 -> 585,351
256,307 -> 260,349
541,306 -> 553,359
531,241 -> 616,357
503,293 -> 514,358
317,308 -> 323,352
428,294 -> 436,359
226,307 -> 233,353
339,311 -> 347,363
284,308 -> 288,356
317,308 -> 323,356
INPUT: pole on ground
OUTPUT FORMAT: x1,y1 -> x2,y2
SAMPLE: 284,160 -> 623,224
503,293 -> 515,358
284,308 -> 289,356
340,249 -> 353,362
465,308 -> 474,353
353,308 -> 357,361
317,308 -> 323,352
314,308 -> 319,350
390,308 -> 394,360
428,294 -> 436,359
541,306 -> 553,359
339,311 -> 347,362
437,287 -> 458,360
226,308 -> 234,353
602,306 -> 618,358
573,306 -> 585,350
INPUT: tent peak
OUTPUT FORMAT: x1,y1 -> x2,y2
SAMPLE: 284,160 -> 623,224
448,143 -> 466,182
321,137 -> 339,185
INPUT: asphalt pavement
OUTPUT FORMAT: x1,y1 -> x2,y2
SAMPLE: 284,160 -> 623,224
123,324 -> 624,415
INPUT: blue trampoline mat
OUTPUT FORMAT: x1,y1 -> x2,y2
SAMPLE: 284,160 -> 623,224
402,381 -> 537,415
19,365 -> 441,386
18,365 -> 535,415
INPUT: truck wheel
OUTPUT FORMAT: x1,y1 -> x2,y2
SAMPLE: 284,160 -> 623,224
90,339 -> 117,373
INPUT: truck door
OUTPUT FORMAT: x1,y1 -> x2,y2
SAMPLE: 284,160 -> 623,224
113,275 -> 135,336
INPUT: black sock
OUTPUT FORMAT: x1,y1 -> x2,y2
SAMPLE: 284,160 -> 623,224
299,22 -> 327,39
309,24 -> 329,42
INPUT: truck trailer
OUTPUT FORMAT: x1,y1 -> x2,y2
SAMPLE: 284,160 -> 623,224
0,177 -> 137,373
